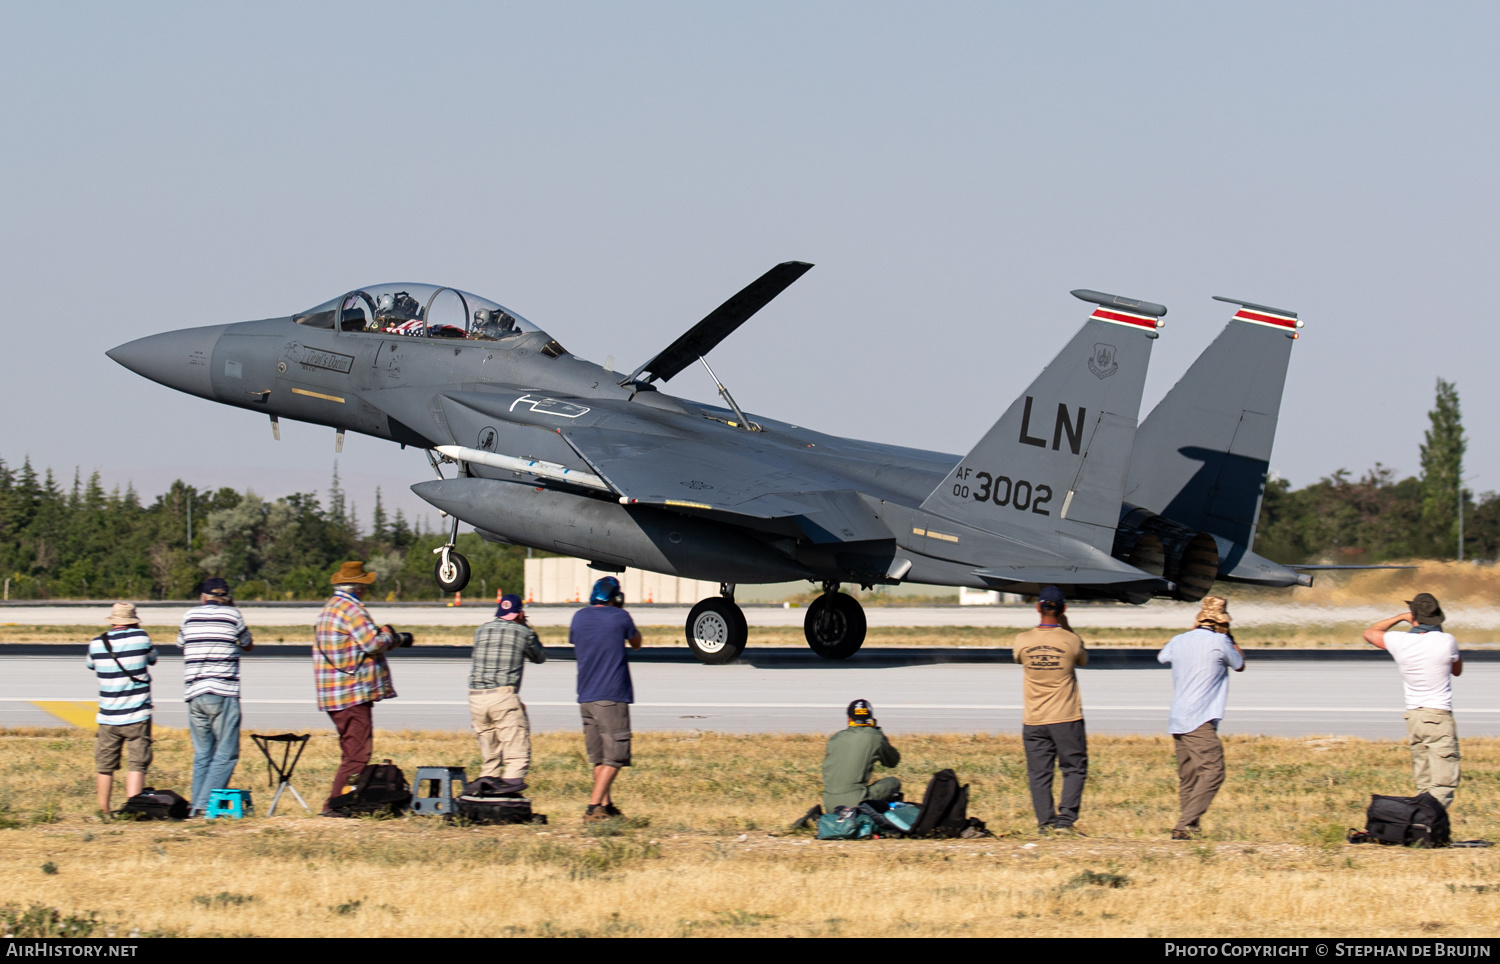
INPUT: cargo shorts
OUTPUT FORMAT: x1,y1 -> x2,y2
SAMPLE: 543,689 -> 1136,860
95,720 -> 153,773
580,701 -> 632,768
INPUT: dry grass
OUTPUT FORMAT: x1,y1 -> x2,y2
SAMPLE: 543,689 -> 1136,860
0,727 -> 1496,937
0,623 -> 1385,648
1237,560 -> 1500,608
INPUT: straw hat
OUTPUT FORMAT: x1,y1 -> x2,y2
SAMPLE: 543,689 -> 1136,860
330,561 -> 379,585
1194,596 -> 1230,632
107,602 -> 140,626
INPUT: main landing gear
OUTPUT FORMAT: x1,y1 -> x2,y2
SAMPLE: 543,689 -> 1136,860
685,584 -> 748,665
804,582 -> 866,660
433,513 -> 471,593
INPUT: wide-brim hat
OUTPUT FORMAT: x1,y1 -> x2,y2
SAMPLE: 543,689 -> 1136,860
1407,593 -> 1444,624
107,602 -> 140,626
1195,596 -> 1230,629
330,561 -> 378,585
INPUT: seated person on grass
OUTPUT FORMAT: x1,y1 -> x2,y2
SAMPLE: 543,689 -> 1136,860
822,699 -> 901,813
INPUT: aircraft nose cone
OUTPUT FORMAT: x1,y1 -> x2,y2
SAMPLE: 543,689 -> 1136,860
107,324 -> 229,399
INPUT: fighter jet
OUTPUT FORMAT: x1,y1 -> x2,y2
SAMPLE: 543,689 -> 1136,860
111,265 -> 1199,663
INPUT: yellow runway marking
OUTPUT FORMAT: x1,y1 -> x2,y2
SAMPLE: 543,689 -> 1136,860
31,701 -> 98,730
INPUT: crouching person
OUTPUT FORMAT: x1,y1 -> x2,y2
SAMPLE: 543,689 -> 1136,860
822,699 -> 901,813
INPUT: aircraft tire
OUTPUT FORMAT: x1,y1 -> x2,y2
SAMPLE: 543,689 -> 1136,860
434,551 -> 472,594
804,592 -> 866,660
685,597 -> 748,665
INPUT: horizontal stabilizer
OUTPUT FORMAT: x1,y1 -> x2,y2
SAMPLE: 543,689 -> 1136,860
1288,564 -> 1416,571
630,261 -> 813,384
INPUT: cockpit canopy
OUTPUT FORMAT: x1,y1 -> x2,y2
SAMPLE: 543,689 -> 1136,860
294,283 -> 551,345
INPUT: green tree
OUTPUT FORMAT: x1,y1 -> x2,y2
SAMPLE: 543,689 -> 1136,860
1419,378 -> 1465,557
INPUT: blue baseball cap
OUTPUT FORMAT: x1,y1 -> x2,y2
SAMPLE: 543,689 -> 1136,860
1038,585 -> 1066,606
496,594 -> 524,618
589,576 -> 622,605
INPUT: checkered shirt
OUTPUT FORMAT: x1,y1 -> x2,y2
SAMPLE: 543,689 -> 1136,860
469,619 -> 546,690
313,590 -> 398,712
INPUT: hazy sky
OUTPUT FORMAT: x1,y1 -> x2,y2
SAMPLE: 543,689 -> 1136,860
3,2 -> 1497,528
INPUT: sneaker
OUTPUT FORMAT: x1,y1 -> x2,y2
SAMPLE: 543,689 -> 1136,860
602,804 -> 624,818
1171,829 -> 1194,840
584,805 -> 610,823
1053,824 -> 1088,837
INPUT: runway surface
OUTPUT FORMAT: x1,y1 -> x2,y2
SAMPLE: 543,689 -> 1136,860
7,652 -> 1498,739
9,601 -> 1500,630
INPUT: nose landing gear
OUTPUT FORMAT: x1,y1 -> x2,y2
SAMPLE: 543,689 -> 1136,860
432,513 -> 471,593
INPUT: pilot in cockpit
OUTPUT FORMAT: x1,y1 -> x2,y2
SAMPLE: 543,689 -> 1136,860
376,291 -> 425,334
471,308 -> 519,341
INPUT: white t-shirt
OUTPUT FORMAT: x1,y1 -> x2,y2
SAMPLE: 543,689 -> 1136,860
1383,630 -> 1461,710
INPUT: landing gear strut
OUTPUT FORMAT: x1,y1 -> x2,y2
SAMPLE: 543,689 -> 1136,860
804,582 -> 866,660
685,583 -> 747,665
432,513 -> 471,593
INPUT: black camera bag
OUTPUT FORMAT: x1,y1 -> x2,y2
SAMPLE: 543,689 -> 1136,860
1363,792 -> 1450,848
456,796 -> 542,825
117,788 -> 190,821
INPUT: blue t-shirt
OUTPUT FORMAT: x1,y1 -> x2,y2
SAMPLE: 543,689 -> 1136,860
571,606 -> 637,703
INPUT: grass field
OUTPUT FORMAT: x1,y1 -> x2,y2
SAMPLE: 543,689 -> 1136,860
0,727 -> 1495,938
0,623 -> 1387,648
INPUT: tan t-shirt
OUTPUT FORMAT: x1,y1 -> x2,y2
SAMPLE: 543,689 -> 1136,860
1013,626 -> 1088,725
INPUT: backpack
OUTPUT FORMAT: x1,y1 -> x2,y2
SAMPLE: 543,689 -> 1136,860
117,788 -> 189,821
816,807 -> 877,840
909,769 -> 976,838
1352,792 -> 1451,848
327,763 -> 410,816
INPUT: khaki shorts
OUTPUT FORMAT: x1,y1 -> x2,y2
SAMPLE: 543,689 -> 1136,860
581,701 -> 632,768
95,720 -> 153,773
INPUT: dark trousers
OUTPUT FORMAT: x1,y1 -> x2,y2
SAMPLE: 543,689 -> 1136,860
1023,719 -> 1088,828
326,702 -> 373,809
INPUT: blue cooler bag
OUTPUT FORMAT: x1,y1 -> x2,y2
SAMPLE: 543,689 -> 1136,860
817,807 -> 876,840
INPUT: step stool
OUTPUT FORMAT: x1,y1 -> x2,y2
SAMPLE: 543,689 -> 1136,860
205,788 -> 253,820
411,767 -> 468,816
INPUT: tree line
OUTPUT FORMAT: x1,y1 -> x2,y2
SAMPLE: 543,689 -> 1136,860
0,462 -> 527,601
0,380 -> 1486,599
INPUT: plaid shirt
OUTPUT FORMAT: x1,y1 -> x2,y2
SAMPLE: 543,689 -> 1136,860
314,590 -> 398,712
469,619 -> 546,690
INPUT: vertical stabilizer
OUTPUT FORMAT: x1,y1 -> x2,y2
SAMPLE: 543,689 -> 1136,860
919,290 -> 1164,552
1124,297 -> 1303,548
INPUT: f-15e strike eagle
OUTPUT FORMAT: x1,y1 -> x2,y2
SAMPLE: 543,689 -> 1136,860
108,264 -> 1316,663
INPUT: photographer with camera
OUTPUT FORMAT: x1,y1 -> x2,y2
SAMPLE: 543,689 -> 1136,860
313,561 -> 411,815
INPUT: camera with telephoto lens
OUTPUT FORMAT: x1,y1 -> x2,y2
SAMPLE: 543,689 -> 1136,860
395,632 -> 414,647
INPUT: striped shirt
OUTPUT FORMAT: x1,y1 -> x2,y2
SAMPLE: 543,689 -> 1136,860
85,628 -> 157,726
178,603 -> 254,701
1158,628 -> 1244,735
313,590 -> 398,712
470,619 -> 546,690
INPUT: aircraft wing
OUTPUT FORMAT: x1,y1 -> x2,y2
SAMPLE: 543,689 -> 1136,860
557,420 -> 894,543
629,261 -> 813,384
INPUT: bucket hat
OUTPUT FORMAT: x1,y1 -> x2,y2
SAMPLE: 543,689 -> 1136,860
107,602 -> 140,626
1406,592 -> 1444,625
